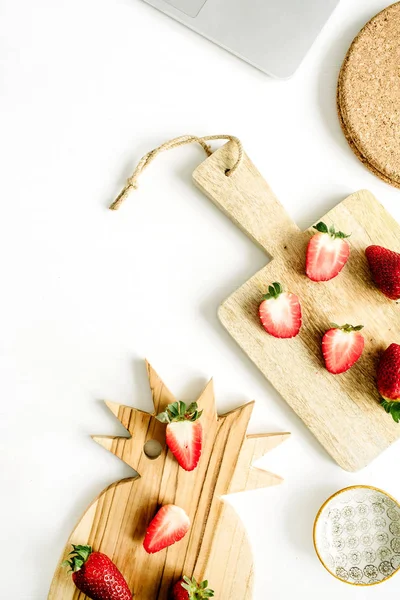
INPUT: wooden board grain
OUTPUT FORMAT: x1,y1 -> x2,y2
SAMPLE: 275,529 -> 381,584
193,141 -> 400,472
49,361 -> 288,599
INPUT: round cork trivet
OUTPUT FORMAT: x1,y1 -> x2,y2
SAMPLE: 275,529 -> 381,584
338,2 -> 400,187
337,83 -> 400,188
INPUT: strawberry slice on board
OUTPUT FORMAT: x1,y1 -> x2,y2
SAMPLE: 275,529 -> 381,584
170,576 -> 214,600
322,324 -> 365,374
62,545 -> 132,600
306,222 -> 350,282
157,401 -> 203,471
377,343 -> 400,422
259,282 -> 302,339
365,245 -> 400,300
143,504 -> 190,554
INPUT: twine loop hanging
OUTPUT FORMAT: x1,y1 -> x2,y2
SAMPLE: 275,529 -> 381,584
110,134 -> 243,210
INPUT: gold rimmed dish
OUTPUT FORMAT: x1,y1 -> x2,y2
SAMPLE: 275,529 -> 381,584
313,485 -> 400,586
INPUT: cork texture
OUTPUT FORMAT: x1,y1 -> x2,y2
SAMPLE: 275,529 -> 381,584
337,2 -> 400,187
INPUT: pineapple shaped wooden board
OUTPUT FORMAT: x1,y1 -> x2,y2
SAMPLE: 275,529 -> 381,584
192,141 -> 400,472
49,361 -> 289,599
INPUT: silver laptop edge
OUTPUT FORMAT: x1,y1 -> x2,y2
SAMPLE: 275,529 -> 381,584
142,0 -> 340,78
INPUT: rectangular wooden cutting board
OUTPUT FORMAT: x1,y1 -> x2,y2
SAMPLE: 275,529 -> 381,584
193,141 -> 400,472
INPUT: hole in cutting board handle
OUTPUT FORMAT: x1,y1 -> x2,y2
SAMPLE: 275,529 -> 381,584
143,439 -> 163,460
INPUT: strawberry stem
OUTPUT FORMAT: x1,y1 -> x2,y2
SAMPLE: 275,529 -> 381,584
382,400 -> 400,423
181,576 -> 215,599
330,323 -> 364,332
313,222 -> 350,239
156,401 -> 203,424
62,545 -> 92,573
262,282 -> 283,300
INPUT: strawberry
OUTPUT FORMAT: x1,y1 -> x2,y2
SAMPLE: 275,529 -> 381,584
259,282 -> 302,339
306,222 -> 350,281
322,324 -> 365,374
377,343 -> 400,422
365,245 -> 400,300
170,576 -> 214,599
62,545 -> 131,600
157,401 -> 203,471
143,504 -> 190,554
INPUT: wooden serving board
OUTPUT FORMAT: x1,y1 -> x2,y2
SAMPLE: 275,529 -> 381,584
193,141 -> 400,472
49,361 -> 288,599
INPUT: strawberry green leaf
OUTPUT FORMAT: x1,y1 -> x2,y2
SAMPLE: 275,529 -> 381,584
330,323 -> 364,333
262,282 -> 284,301
156,411 -> 170,424
382,400 -> 400,423
273,282 -> 282,295
179,576 -> 215,599
313,221 -> 350,239
170,402 -> 182,417
71,545 -> 92,560
63,545 -> 92,573
314,222 -> 329,234
158,401 -> 202,423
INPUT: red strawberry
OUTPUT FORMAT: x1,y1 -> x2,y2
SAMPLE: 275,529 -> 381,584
62,545 -> 131,600
306,222 -> 350,281
322,324 -> 365,374
377,343 -> 400,422
365,245 -> 400,300
259,282 -> 302,339
170,576 -> 214,599
143,504 -> 190,554
157,401 -> 203,471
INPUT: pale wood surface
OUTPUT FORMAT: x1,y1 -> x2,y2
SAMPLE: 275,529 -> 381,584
193,141 -> 400,473
49,361 -> 288,599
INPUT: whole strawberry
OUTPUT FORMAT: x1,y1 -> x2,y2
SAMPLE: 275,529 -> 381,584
62,545 -> 131,600
157,401 -> 203,471
365,245 -> 400,300
306,222 -> 350,282
170,576 -> 214,600
377,343 -> 400,422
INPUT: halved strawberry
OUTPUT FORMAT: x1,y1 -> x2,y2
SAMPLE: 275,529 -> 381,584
322,324 -> 364,374
365,245 -> 400,300
259,282 -> 302,339
377,343 -> 400,422
306,222 -> 350,282
157,401 -> 203,471
143,504 -> 190,554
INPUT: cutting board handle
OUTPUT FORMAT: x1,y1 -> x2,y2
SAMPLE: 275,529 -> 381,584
193,142 -> 300,257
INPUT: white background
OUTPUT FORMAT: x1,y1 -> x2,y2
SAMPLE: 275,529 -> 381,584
1,0 -> 399,598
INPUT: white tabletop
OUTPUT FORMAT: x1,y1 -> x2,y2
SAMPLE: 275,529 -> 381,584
1,0 -> 399,598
